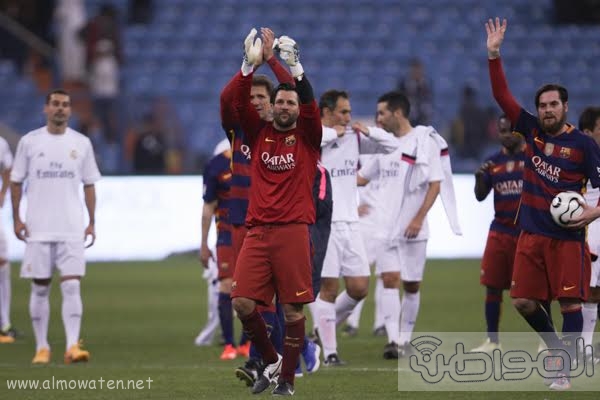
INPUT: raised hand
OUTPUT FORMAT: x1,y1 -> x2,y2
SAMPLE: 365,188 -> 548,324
244,28 -> 263,67
475,160 -> 494,177
261,27 -> 275,61
485,17 -> 507,58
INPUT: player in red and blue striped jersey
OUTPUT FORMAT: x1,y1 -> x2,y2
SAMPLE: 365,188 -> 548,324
487,18 -> 600,389
200,140 -> 236,359
472,115 -> 525,353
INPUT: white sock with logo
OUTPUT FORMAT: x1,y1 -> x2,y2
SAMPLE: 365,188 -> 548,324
399,291 -> 420,345
374,276 -> 385,330
345,299 -> 364,329
382,288 -> 401,344
582,302 -> 598,356
61,279 -> 82,350
334,290 -> 359,326
315,297 -> 337,357
30,283 -> 50,351
0,262 -> 11,330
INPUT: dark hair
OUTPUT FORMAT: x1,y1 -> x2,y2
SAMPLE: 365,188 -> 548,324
270,82 -> 298,104
45,89 -> 70,104
252,74 -> 273,96
377,91 -> 410,118
319,90 -> 349,116
578,106 -> 600,131
497,114 -> 512,131
534,84 -> 568,108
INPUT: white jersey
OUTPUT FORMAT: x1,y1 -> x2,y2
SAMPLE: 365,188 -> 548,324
359,127 -> 444,243
584,181 -> 600,206
358,153 -> 381,232
320,125 -> 398,222
11,127 -> 101,241
0,136 -> 13,171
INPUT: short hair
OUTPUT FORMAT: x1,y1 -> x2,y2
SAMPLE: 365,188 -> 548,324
45,89 -> 70,104
377,91 -> 410,118
270,82 -> 298,104
319,90 -> 349,115
578,106 -> 600,131
252,74 -> 273,95
534,84 -> 568,108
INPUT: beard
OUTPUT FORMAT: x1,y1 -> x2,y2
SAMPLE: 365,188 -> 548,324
540,113 -> 566,135
273,112 -> 297,129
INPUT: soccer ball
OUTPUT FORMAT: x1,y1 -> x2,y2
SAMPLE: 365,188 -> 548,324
549,191 -> 585,227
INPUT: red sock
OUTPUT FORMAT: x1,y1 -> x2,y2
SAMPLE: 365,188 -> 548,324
239,308 -> 278,364
280,316 -> 305,385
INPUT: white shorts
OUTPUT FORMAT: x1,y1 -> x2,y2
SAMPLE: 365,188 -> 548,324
321,221 -> 370,278
0,228 -> 7,261
20,241 -> 86,279
359,226 -> 382,266
587,219 -> 600,287
376,240 -> 428,282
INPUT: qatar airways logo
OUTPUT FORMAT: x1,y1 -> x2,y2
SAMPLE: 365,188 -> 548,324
261,152 -> 296,171
240,144 -> 251,160
531,156 -> 560,183
494,179 -> 522,196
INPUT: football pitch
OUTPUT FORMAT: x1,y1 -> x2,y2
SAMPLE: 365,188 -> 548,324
0,256 -> 598,399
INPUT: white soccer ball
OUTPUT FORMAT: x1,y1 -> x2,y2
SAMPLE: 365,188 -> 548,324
550,191 -> 586,227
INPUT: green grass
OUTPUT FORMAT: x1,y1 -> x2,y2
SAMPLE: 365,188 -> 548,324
0,257 -> 597,399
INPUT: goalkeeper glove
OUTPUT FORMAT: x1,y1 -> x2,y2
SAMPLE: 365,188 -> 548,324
241,28 -> 262,76
274,35 -> 304,78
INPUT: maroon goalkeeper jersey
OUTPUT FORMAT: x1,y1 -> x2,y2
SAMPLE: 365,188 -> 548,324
233,72 -> 322,226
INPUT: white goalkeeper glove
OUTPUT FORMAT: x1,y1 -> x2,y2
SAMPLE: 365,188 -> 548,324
274,35 -> 304,78
241,28 -> 263,76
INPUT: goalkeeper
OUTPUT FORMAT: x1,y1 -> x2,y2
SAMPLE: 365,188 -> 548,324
229,28 -> 322,396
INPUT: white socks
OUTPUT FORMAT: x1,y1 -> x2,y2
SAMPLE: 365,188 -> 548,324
335,290 -> 359,326
315,297 -> 337,357
582,302 -> 598,356
374,277 -> 384,330
61,280 -> 82,350
382,288 -> 400,344
399,291 -> 420,345
346,299 -> 364,328
0,262 -> 11,330
30,283 -> 50,351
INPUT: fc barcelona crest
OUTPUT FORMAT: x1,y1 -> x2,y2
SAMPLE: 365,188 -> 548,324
559,147 -> 571,159
285,135 -> 296,146
544,143 -> 554,156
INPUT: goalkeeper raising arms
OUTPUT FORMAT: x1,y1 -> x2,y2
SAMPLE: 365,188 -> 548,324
229,28 -> 322,396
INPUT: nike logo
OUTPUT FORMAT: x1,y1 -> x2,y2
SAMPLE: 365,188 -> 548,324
295,289 -> 309,296
265,138 -> 276,142
562,285 -> 576,291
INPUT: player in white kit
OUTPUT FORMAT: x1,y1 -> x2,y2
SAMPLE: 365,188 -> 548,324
579,106 -> 600,363
11,89 -> 101,364
0,136 -> 16,343
358,91 -> 444,359
314,90 -> 399,365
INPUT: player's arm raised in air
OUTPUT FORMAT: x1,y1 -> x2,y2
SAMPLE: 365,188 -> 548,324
352,122 -> 399,154
486,18 -> 521,124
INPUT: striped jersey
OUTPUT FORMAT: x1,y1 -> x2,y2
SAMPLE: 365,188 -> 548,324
514,110 -> 600,240
481,149 -> 526,236
203,151 -> 232,248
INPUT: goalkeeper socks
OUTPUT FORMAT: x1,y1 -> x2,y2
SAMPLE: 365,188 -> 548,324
218,292 -> 234,346
281,317 -> 305,385
239,309 -> 278,364
30,283 -> 50,351
262,310 -> 283,354
399,291 -> 420,345
485,288 -> 502,343
345,298 -> 364,329
61,279 -> 82,350
334,290 -> 358,326
0,262 -> 11,330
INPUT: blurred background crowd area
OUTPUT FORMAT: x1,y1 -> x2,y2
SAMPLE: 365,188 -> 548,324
0,0 -> 599,175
